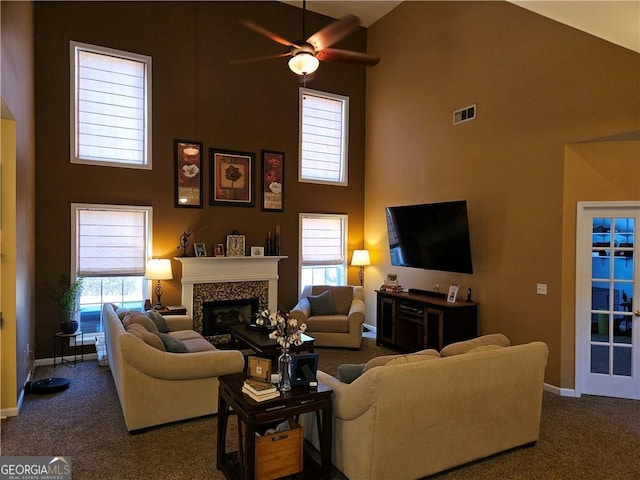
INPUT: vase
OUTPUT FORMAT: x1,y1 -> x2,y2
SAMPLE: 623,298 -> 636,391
278,348 -> 292,392
61,320 -> 79,335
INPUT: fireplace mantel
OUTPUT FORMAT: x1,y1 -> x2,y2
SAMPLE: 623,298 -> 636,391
175,256 -> 287,316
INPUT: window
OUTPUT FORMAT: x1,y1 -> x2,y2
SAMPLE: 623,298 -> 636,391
299,88 -> 348,185
299,213 -> 347,292
71,41 -> 152,169
72,204 -> 152,339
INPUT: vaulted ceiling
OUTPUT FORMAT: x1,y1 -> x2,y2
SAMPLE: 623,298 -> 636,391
282,1 -> 640,53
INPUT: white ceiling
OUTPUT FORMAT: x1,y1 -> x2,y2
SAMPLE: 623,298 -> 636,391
282,1 -> 640,53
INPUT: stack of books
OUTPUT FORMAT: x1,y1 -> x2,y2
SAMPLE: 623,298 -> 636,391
242,378 -> 279,402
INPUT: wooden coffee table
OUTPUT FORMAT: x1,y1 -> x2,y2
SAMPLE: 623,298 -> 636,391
229,324 -> 315,363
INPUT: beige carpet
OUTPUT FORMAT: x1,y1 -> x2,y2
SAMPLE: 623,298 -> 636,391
1,338 -> 639,479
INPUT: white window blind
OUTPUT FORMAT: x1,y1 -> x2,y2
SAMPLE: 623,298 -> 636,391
299,88 -> 348,185
76,207 -> 148,276
301,215 -> 345,266
71,42 -> 151,168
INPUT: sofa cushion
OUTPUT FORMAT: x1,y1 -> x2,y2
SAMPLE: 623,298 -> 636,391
182,337 -> 216,352
155,332 -> 189,353
363,349 -> 440,373
146,309 -> 169,333
466,344 -> 505,354
169,330 -> 205,341
122,311 -> 159,333
126,324 -> 166,351
440,333 -> 511,357
116,307 -> 131,320
305,316 -> 350,333
307,290 -> 338,316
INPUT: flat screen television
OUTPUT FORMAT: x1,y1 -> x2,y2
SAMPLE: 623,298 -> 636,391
385,200 -> 474,274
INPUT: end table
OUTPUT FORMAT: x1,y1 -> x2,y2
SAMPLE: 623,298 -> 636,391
53,331 -> 84,366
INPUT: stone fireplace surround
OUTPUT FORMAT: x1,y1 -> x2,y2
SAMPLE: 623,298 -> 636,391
176,256 -> 286,340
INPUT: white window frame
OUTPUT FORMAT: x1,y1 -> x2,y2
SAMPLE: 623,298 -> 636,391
299,213 -> 348,293
71,203 -> 153,345
298,88 -> 349,186
70,41 -> 152,169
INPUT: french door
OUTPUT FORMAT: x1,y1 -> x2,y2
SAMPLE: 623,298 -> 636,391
576,202 -> 640,399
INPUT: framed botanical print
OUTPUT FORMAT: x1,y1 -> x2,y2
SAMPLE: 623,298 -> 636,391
210,148 -> 255,207
174,140 -> 203,208
261,150 -> 284,212
226,234 -> 246,257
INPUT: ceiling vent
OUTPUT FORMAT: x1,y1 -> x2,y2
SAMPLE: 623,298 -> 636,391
453,104 -> 476,125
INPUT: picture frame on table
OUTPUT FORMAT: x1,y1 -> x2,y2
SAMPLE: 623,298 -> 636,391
213,243 -> 225,257
174,140 -> 203,208
210,148 -> 255,207
261,150 -> 284,212
447,284 -> 460,303
194,243 -> 207,257
226,234 -> 246,257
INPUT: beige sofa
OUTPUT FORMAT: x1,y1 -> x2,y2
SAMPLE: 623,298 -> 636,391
103,303 -> 244,432
302,335 -> 548,479
289,285 -> 365,348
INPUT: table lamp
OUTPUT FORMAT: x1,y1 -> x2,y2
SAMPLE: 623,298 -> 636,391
145,259 -> 173,309
351,250 -> 371,286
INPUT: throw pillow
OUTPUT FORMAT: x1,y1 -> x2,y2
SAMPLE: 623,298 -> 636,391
146,310 -> 169,333
155,332 -> 189,353
337,363 -> 366,384
440,333 -> 511,357
307,290 -> 337,316
122,311 -> 159,333
126,324 -> 166,351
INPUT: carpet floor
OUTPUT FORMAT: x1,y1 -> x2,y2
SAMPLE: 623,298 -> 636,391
1,337 -> 639,479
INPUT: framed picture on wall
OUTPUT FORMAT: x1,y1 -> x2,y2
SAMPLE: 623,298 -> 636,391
174,140 -> 203,208
210,148 -> 255,207
261,150 -> 284,212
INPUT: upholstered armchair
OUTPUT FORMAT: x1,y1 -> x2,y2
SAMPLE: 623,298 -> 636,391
289,285 -> 365,349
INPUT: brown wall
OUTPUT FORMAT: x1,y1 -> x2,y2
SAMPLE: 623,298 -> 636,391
33,1 -> 367,358
1,0 -> 37,408
365,1 -> 639,388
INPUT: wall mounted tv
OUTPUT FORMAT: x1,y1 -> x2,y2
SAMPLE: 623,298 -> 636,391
385,200 -> 474,274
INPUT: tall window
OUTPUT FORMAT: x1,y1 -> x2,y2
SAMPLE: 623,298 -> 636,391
71,41 -> 152,169
72,204 -> 152,337
299,88 -> 349,186
299,213 -> 347,292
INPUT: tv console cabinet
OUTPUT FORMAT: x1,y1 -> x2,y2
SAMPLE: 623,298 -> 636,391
376,290 -> 478,352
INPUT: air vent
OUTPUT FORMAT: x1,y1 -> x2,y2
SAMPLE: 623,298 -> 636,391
453,104 -> 476,125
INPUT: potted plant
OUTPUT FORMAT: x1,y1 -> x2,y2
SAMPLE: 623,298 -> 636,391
50,277 -> 84,334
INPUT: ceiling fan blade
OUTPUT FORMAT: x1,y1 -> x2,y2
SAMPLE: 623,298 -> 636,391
316,48 -> 380,66
239,19 -> 300,48
306,14 -> 360,51
229,51 -> 292,65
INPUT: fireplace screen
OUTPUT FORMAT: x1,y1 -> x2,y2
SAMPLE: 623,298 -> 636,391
202,298 -> 259,336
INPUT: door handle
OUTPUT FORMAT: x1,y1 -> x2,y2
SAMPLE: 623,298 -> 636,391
635,310 -> 640,317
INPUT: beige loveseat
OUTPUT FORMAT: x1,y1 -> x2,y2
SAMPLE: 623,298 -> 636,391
302,335 -> 548,479
103,303 -> 244,432
289,285 -> 365,348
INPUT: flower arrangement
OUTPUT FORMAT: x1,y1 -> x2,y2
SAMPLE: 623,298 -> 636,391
255,309 -> 307,349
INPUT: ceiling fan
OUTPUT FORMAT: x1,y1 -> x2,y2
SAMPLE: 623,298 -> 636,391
231,0 -> 380,77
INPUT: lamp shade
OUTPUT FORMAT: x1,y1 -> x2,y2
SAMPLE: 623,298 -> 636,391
145,259 -> 173,280
288,52 -> 319,75
351,250 -> 371,266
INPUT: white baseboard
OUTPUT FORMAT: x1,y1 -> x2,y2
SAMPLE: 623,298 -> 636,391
544,383 -> 578,397
34,352 -> 98,367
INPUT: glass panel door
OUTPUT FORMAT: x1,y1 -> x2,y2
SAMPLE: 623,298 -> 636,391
578,204 -> 640,399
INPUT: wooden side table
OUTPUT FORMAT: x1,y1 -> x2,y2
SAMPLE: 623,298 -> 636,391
217,372 -> 333,480
53,331 -> 84,366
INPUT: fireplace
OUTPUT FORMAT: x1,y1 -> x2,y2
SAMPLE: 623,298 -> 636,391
202,297 -> 259,336
175,255 -> 286,344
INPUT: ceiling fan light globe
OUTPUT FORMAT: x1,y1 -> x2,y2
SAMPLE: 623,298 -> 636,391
288,52 -> 319,75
